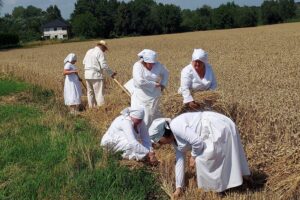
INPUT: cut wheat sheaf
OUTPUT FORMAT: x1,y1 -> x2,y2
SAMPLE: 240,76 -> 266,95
161,91 -> 232,118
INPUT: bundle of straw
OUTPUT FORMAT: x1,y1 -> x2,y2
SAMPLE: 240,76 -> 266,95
161,91 -> 232,119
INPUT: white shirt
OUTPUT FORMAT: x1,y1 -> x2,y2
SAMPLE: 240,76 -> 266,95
178,63 -> 217,103
83,47 -> 113,79
101,115 -> 153,160
132,60 -> 169,100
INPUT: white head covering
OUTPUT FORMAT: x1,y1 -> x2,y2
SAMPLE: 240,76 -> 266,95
64,53 -> 77,64
137,49 -> 157,63
149,118 -> 171,143
120,107 -> 145,119
192,49 -> 208,63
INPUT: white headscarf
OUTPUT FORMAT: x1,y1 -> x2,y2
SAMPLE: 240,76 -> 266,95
137,49 -> 157,63
64,53 -> 77,64
121,107 -> 145,119
192,49 -> 208,63
149,118 -> 171,143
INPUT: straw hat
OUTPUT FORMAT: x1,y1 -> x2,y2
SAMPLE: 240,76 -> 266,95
96,40 -> 108,50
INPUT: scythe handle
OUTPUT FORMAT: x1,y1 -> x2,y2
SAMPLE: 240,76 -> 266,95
112,78 -> 131,97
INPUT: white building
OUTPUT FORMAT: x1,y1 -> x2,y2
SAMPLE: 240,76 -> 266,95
42,19 -> 70,40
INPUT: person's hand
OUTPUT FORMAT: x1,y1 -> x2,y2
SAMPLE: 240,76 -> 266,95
155,83 -> 161,88
173,188 -> 183,199
189,156 -> 196,169
111,72 -> 117,79
147,152 -> 159,166
188,101 -> 200,110
152,142 -> 161,149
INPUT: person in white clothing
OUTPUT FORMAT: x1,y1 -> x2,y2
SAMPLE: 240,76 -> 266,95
63,53 -> 82,114
125,49 -> 169,128
101,107 -> 158,165
83,40 -> 116,108
149,112 -> 251,197
178,49 -> 217,109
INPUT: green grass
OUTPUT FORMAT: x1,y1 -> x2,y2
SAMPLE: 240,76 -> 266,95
0,79 -> 30,96
0,77 -> 165,200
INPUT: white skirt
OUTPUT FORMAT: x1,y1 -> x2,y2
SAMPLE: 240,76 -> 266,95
195,112 -> 250,192
64,75 -> 82,105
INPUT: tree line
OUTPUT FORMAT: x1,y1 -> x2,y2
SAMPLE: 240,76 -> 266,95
0,0 -> 299,43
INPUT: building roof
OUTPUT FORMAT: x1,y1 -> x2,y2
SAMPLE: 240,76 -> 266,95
42,19 -> 70,29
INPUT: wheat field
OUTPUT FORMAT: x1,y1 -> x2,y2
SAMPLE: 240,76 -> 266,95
1,22 -> 300,199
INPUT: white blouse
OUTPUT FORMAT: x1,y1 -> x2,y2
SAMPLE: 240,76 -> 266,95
132,60 -> 169,100
178,63 -> 217,103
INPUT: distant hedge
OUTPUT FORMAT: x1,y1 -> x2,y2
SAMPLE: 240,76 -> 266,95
0,33 -> 20,47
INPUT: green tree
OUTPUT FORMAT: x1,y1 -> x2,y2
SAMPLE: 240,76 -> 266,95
71,0 -> 120,38
113,2 -> 132,36
152,3 -> 182,34
278,0 -> 296,20
6,6 -> 46,41
236,6 -> 258,27
45,5 -> 62,21
12,6 -> 26,18
261,0 -> 282,24
94,0 -> 119,38
212,2 -> 240,29
180,9 -> 197,31
195,5 -> 213,30
72,12 -> 98,38
129,0 -> 157,35
24,5 -> 44,18
71,0 -> 98,18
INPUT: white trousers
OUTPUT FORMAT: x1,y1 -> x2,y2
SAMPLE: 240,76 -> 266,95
86,79 -> 104,108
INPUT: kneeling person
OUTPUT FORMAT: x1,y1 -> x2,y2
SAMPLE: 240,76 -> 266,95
101,107 -> 157,164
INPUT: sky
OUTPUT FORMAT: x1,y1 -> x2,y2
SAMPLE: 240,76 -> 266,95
0,0 -> 277,19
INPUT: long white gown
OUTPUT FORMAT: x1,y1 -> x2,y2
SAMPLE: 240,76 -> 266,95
130,60 -> 169,128
170,111 -> 250,192
100,115 -> 152,160
64,63 -> 82,105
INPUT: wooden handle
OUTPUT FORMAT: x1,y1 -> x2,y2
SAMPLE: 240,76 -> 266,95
112,78 -> 131,97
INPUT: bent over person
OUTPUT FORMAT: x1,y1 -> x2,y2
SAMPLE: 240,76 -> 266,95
149,112 -> 251,197
101,107 -> 158,164
178,49 -> 217,109
83,40 -> 116,108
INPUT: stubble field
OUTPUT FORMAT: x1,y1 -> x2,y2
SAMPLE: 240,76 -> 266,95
1,22 -> 299,199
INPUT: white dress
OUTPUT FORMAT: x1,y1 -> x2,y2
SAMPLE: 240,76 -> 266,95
170,111 -> 250,192
178,63 -> 217,103
64,63 -> 82,105
130,60 -> 169,128
100,115 -> 153,160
